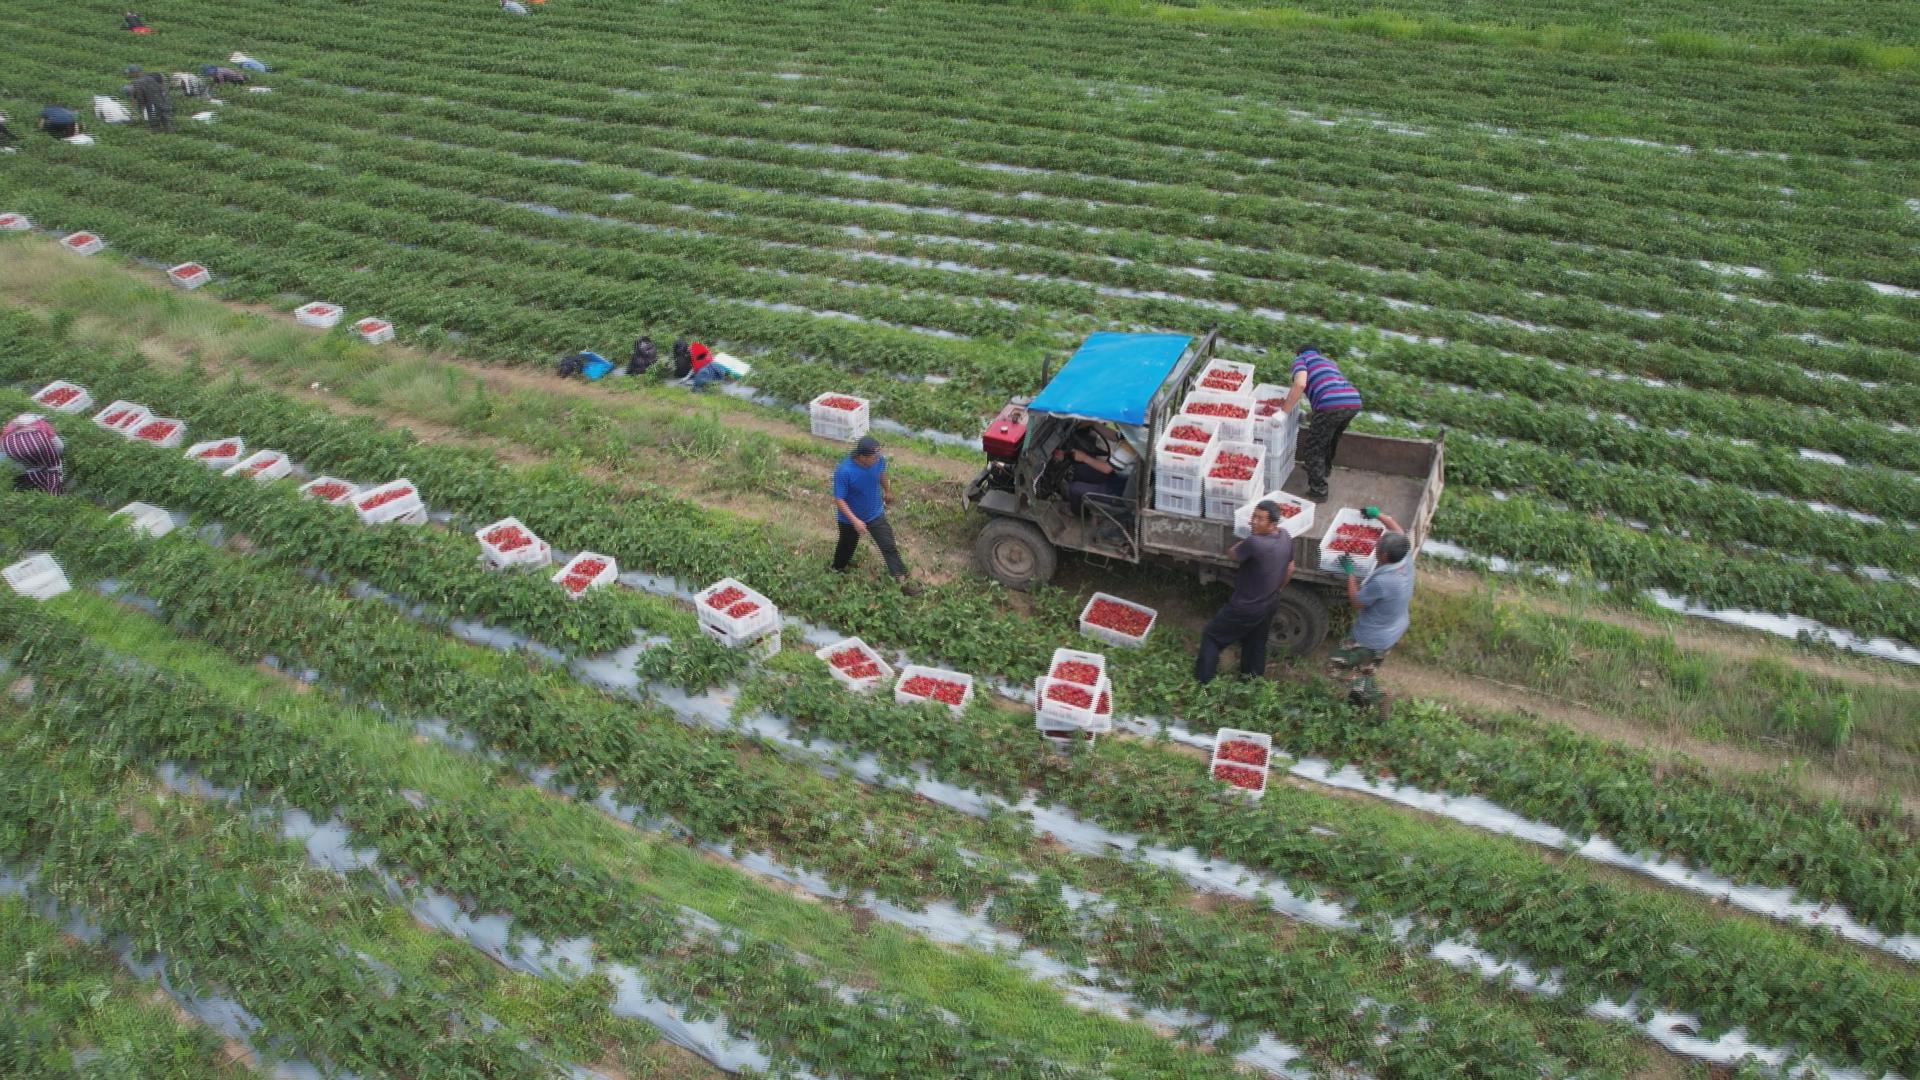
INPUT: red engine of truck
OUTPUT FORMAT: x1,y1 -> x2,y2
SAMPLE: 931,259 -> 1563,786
981,401 -> 1028,461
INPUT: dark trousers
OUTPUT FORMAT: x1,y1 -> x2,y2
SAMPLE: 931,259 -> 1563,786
1194,600 -> 1278,683
832,515 -> 907,579
1302,407 -> 1359,497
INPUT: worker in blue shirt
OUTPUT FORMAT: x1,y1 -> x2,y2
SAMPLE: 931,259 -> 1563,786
830,436 -> 918,594
1328,508 -> 1412,713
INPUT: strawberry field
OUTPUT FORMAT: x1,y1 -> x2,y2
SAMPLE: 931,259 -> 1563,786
2,0 -> 1919,1075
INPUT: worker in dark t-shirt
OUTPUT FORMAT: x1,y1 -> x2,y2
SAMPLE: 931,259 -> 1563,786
1194,500 -> 1294,683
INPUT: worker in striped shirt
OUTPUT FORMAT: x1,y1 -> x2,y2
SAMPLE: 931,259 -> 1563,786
1276,346 -> 1363,503
1,414 -> 68,494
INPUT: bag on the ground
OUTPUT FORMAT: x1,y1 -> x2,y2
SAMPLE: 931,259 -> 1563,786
554,351 -> 588,378
627,336 -> 658,376
92,96 -> 132,123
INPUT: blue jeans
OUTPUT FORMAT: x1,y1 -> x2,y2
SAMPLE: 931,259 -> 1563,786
688,364 -> 731,388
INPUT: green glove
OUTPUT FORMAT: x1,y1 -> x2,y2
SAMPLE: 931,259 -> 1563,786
1362,506 -> 1381,520
1338,555 -> 1356,575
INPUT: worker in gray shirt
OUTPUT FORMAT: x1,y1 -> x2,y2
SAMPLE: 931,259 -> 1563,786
1195,500 -> 1294,684
1328,507 -> 1414,712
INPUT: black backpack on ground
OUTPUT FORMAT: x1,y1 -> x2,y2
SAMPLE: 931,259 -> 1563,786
554,351 -> 589,378
671,337 -> 693,379
627,335 -> 658,376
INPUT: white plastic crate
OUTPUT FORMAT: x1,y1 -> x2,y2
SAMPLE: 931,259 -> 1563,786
1209,761 -> 1268,798
4,554 -> 70,600
1255,400 -> 1301,455
1251,382 -> 1289,419
0,213 -> 31,232
808,393 -> 870,442
1265,443 -> 1297,493
61,231 -> 105,256
113,502 -> 176,538
1153,488 -> 1203,517
1194,358 -> 1255,396
817,637 -> 895,692
695,578 -> 778,641
352,479 -> 424,524
354,318 -> 394,345
1153,429 -> 1215,494
895,665 -> 974,716
225,450 -> 291,482
701,619 -> 780,651
1179,391 -> 1255,443
1318,507 -> 1386,574
1203,441 -> 1265,504
1035,675 -> 1113,733
1211,728 -> 1273,770
167,262 -> 211,289
476,517 -> 551,569
554,552 -> 618,598
1160,414 -> 1219,449
299,476 -> 359,504
1078,592 -> 1157,648
129,416 -> 187,449
185,437 -> 245,469
1233,491 -> 1315,539
1210,727 -> 1272,798
1047,647 -> 1108,689
745,628 -> 783,660
294,302 -> 343,329
92,401 -> 151,435
32,380 -> 92,414
1204,495 -> 1246,522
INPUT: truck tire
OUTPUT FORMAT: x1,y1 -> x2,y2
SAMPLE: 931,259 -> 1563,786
1269,584 -> 1329,657
975,517 -> 1057,591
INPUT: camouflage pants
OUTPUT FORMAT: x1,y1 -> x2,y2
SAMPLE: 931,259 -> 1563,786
1326,640 -> 1389,705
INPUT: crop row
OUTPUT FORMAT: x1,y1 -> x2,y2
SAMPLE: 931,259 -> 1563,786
8,389 -> 1917,1073
8,56 -> 1918,467
0,713 -> 594,1078
13,6 -> 1919,340
0,507 -> 1651,1078
5,309 -> 1915,935
4,599 -> 1287,1080
0,486 -> 1873,1068
184,75 -> 1920,422
0,895 -> 268,1079
199,43 -> 1920,366
15,28 -> 1920,399
87,0 -> 1920,198
5,193 -> 1914,650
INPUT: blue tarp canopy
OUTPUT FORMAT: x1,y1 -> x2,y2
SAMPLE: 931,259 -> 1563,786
1027,332 -> 1193,426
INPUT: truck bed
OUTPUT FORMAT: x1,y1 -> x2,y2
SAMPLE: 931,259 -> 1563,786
1139,430 -> 1443,584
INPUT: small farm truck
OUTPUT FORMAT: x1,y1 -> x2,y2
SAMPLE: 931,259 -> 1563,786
964,331 -> 1444,654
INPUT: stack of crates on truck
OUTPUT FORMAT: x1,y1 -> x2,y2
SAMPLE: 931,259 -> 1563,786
696,577 -> 781,657
1152,416 -> 1217,517
1251,385 -> 1301,489
1233,490 -> 1314,538
1203,441 -> 1265,521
